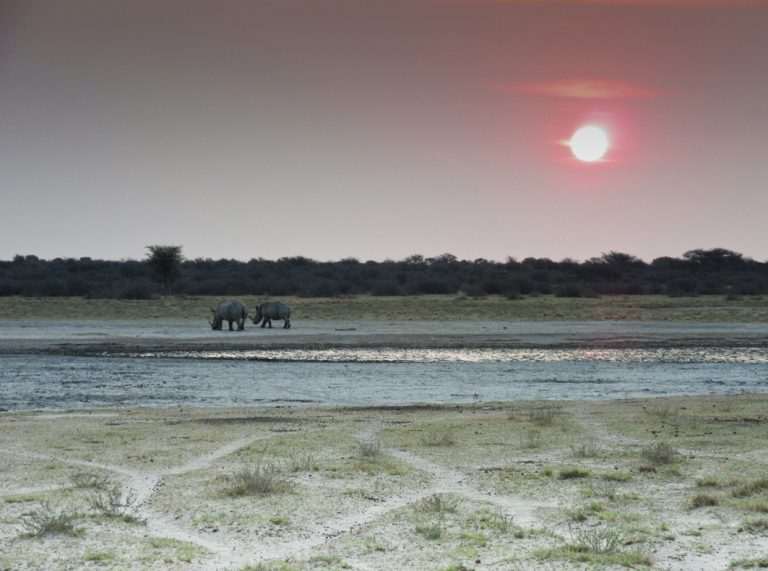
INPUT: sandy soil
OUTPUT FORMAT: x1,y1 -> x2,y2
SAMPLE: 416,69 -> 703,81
1,395 -> 767,570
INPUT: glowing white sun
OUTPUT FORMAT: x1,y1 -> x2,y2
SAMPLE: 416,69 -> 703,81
570,125 -> 609,162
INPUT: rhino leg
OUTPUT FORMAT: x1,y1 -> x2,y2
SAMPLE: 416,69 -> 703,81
283,319 -> 290,329
260,319 -> 267,328
267,318 -> 273,328
228,319 -> 234,331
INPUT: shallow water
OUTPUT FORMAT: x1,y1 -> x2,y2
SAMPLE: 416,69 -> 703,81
2,320 -> 767,411
134,347 -> 768,364
2,349 -> 767,411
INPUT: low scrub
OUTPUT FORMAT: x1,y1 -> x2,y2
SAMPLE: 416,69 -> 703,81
738,518 -> 768,534
732,478 -> 768,499
88,484 -> 142,523
537,526 -> 652,566
70,470 -> 111,491
417,494 -> 458,515
415,522 -> 444,540
521,429 -> 543,449
691,493 -> 719,509
527,406 -> 559,427
641,442 -> 679,465
224,463 -> 289,497
356,439 -> 383,460
19,502 -> 82,537
571,438 -> 600,458
421,431 -> 456,447
559,467 -> 591,480
287,450 -> 317,472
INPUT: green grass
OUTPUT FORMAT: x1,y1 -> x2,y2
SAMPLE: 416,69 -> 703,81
415,522 -> 444,540
83,551 -> 115,562
732,478 -> 768,498
4,493 -> 46,504
559,467 -> 591,480
417,494 -> 458,515
2,294 -> 767,321
730,558 -> 768,569
691,493 -> 720,509
143,537 -> 207,564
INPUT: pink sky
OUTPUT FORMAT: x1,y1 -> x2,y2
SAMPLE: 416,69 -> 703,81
1,0 -> 766,262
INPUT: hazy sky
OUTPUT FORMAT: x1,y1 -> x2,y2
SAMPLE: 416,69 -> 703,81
2,0 -> 767,262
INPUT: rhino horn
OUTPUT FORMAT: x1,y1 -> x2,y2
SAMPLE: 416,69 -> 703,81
210,308 -> 215,313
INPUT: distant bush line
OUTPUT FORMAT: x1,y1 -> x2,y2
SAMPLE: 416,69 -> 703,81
0,249 -> 766,300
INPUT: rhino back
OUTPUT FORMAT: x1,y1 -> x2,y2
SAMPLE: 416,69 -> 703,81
217,300 -> 247,319
260,301 -> 290,319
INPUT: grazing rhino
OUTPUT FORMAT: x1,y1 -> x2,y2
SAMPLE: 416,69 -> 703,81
209,300 -> 248,331
251,301 -> 291,329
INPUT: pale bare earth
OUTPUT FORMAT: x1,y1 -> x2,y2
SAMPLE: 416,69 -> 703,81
1,396 -> 767,570
2,320 -> 767,569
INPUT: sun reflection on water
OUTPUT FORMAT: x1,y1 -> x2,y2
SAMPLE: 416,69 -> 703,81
128,347 -> 768,364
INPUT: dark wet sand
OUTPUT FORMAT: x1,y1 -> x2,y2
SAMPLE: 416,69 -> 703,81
1,319 -> 767,356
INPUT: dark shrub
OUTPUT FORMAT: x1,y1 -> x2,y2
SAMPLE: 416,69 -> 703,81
116,279 -> 158,300
371,281 -> 402,296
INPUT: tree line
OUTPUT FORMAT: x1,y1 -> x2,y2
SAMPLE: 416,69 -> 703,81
0,248 -> 766,299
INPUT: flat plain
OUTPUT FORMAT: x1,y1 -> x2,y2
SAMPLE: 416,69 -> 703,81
1,396 -> 768,569
1,294 -> 767,569
1,294 -> 767,322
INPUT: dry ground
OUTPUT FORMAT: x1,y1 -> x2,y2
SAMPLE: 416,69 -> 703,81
1,394 -> 767,570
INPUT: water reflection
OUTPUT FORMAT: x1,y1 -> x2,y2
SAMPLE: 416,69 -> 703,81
129,347 -> 768,364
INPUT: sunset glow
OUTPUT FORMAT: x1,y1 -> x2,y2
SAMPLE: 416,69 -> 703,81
1,0 -> 766,262
570,126 -> 609,162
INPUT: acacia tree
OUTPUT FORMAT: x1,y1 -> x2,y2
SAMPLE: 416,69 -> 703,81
145,245 -> 183,295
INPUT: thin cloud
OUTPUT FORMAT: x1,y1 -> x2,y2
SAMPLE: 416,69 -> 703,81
498,79 -> 666,99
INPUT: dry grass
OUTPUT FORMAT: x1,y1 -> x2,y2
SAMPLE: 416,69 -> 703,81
640,442 -> 679,465
2,294 -> 767,321
19,502 -> 82,537
223,463 -> 290,497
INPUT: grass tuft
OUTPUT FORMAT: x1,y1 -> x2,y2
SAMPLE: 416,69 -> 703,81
70,470 -> 111,491
520,429 -> 543,449
19,502 -> 82,537
287,450 -> 317,472
732,478 -> 768,499
415,522 -> 444,540
356,439 -> 383,460
417,493 -> 458,515
571,438 -> 600,458
691,493 -> 719,509
224,463 -> 289,497
527,406 -> 558,427
421,431 -> 456,447
559,467 -> 591,480
696,476 -> 720,488
641,442 -> 679,465
88,484 -> 142,523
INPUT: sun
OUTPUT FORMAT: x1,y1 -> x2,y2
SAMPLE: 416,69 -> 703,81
570,125 -> 609,162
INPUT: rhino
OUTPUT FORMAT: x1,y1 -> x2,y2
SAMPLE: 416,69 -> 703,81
209,300 -> 248,331
251,301 -> 291,329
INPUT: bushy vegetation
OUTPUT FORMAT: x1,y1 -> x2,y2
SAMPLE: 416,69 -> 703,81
223,463 -> 289,497
19,502 -> 82,537
2,248 -> 766,299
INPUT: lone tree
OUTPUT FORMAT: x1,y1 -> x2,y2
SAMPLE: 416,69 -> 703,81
145,245 -> 183,295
